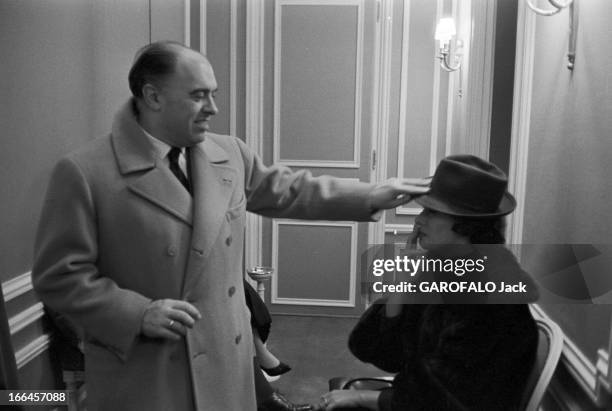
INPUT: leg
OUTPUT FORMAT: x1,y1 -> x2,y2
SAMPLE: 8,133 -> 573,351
254,357 -> 275,404
253,327 -> 281,369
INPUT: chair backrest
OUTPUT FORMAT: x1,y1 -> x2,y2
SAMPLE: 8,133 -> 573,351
520,317 -> 564,411
0,288 -> 20,390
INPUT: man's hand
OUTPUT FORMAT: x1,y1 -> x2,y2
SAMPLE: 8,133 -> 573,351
141,299 -> 202,340
369,177 -> 430,211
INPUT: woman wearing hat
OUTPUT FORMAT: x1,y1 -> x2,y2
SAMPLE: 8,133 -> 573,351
317,155 -> 538,411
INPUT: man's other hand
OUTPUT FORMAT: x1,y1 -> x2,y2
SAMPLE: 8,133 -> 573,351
141,299 -> 202,340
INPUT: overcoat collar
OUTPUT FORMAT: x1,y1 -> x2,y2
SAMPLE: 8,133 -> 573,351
110,99 -> 233,229
111,100 -> 158,175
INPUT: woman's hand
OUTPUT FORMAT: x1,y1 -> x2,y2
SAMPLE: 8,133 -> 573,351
406,226 -> 420,251
316,390 -> 380,410
385,228 -> 423,316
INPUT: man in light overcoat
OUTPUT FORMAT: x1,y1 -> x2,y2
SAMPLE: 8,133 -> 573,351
32,41 -> 426,411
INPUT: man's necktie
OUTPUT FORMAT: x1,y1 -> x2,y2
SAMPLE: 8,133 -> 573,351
168,147 -> 191,194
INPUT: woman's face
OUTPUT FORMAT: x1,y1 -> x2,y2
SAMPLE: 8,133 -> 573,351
414,208 -> 469,250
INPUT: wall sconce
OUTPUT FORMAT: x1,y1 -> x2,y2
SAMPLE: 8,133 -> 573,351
435,17 -> 462,72
526,0 -> 572,16
526,0 -> 578,70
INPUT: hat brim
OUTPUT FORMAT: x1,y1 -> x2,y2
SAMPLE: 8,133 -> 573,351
414,192 -> 516,217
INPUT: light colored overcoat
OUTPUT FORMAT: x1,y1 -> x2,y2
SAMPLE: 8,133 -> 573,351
33,100 -> 375,411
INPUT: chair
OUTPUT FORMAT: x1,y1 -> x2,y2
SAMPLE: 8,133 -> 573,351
520,317 -> 564,411
328,376 -> 393,391
328,317 -> 564,411
0,288 -> 20,391
45,307 -> 86,411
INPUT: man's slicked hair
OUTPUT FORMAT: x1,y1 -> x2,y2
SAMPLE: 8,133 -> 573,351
128,41 -> 188,98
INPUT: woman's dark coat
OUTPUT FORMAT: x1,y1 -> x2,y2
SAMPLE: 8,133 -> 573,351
349,248 -> 538,411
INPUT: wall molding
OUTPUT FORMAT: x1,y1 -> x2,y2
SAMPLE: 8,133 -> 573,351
271,220 -> 358,307
444,0 -> 458,158
184,0 -> 191,47
462,0 -> 496,159
2,272 -> 52,369
531,304 -> 612,407
15,333 -> 51,369
244,0 -> 265,272
271,296 -> 354,307
273,160 -> 360,169
396,0 -> 440,216
229,0 -> 238,137
199,0 -> 207,53
369,0 -> 395,245
507,0 -> 535,246
395,207 -> 422,216
2,271 -> 32,302
384,223 -> 414,235
273,0 -> 363,168
9,302 -> 44,335
430,0 -> 443,173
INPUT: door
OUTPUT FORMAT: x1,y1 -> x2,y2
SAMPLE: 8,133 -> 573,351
258,0 -> 378,317
381,0 -> 495,245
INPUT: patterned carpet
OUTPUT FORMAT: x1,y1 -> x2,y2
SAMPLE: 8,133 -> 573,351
265,315 -> 385,404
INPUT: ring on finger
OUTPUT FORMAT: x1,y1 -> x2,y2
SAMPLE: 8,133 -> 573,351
169,320 -> 175,327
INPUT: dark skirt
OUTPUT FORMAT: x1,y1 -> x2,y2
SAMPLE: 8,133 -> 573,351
243,280 -> 272,342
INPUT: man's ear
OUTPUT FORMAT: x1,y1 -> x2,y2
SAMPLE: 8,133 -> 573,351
142,83 -> 163,111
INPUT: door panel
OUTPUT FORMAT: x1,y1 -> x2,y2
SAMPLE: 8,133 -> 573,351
261,0 -> 376,317
274,3 -> 362,167
272,221 -> 358,307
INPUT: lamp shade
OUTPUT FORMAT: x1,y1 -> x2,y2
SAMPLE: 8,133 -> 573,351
435,17 -> 456,42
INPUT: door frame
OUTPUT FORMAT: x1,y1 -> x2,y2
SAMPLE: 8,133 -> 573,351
370,0 -> 497,246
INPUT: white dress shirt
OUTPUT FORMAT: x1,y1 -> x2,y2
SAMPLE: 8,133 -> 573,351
140,127 -> 188,176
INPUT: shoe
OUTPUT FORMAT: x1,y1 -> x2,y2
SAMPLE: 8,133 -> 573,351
258,392 -> 313,411
263,372 -> 281,383
261,362 -> 292,377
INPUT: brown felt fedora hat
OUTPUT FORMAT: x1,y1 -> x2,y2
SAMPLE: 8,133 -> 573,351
415,155 -> 516,217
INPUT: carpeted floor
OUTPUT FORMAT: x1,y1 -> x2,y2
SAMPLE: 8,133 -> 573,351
264,315 -> 386,405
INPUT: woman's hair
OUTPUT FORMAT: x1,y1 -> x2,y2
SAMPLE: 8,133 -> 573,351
451,216 -> 506,244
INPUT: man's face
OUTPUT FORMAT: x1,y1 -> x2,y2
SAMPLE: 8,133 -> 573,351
156,51 -> 218,147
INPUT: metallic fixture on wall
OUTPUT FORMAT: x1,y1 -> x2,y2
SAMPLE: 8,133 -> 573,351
526,0 -> 572,16
434,17 -> 463,72
526,0 -> 579,70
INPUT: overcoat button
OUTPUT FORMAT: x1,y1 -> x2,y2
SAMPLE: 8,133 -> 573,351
235,334 -> 242,344
225,236 -> 233,246
167,246 -> 177,256
228,286 -> 236,296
